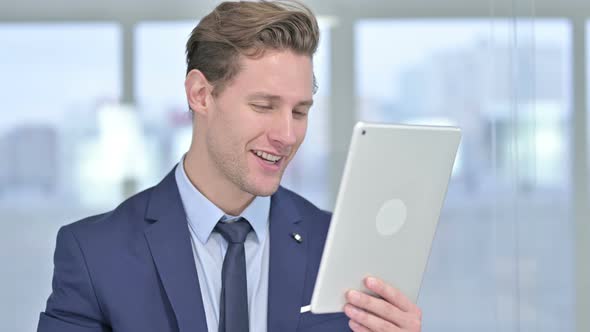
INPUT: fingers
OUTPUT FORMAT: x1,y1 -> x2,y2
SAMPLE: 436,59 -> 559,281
346,290 -> 420,330
344,277 -> 423,331
346,289 -> 403,327
348,319 -> 371,332
344,304 -> 401,332
364,277 -> 421,315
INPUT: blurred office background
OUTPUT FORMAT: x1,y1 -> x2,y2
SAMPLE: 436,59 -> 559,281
0,0 -> 588,331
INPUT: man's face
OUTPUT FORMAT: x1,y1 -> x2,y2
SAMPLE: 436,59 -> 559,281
203,50 -> 313,197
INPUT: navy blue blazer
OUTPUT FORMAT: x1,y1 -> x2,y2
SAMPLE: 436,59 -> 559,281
37,168 -> 350,332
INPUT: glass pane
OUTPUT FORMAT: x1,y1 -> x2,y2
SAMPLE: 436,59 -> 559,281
134,21 -> 196,195
356,19 -> 573,332
0,23 -> 121,332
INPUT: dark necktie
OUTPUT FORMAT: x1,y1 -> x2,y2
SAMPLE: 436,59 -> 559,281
215,217 -> 252,332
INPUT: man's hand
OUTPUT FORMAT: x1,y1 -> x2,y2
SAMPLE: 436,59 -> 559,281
343,276 -> 422,332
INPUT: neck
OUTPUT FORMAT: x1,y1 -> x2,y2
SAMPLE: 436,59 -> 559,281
183,146 -> 254,216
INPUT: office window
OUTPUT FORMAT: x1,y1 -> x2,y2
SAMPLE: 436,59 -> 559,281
356,19 -> 573,331
134,21 -> 196,192
0,23 -> 121,332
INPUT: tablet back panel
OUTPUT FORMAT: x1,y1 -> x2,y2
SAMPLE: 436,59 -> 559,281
310,122 -> 461,313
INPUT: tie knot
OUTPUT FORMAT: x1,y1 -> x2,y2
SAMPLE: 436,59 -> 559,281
215,217 -> 252,244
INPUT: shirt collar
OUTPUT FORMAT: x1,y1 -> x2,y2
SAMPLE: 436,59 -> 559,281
175,155 -> 270,245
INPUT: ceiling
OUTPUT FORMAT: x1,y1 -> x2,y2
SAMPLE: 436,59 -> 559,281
1,0 -> 589,22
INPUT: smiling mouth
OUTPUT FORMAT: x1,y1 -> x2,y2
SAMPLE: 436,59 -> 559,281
252,150 -> 283,164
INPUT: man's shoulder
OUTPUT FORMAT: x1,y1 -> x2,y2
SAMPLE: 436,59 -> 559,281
62,185 -> 156,239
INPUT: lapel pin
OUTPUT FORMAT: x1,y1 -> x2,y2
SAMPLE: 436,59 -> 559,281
291,232 -> 303,243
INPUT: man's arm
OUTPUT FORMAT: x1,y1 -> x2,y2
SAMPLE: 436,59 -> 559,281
37,226 -> 111,332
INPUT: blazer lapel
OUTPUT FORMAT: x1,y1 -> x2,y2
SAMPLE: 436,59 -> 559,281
267,188 -> 307,332
143,168 -> 208,332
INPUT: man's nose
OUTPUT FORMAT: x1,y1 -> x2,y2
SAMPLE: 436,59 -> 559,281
269,110 -> 297,148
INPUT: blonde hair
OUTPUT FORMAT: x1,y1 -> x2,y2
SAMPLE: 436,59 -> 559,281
185,0 -> 320,96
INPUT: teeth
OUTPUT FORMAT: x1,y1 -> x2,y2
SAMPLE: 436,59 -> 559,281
254,150 -> 282,163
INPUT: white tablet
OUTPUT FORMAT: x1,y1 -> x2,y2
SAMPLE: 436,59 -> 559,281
310,121 -> 461,313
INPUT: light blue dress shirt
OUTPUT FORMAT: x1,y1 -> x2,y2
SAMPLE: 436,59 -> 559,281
175,158 -> 270,332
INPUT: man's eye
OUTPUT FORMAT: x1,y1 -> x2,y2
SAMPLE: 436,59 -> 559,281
252,104 -> 273,111
293,110 -> 308,118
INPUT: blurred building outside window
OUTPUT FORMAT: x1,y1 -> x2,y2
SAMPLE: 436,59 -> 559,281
356,19 -> 573,332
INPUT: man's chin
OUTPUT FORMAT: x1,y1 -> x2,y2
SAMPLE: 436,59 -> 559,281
245,181 -> 281,197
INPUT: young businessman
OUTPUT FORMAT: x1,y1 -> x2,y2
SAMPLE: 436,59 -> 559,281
38,1 -> 422,331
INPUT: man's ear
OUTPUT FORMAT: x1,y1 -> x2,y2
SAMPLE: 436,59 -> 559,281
185,69 -> 213,116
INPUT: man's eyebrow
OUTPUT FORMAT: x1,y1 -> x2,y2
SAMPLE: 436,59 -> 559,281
297,99 -> 314,107
248,93 -> 280,102
247,93 -> 313,107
